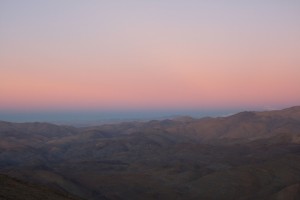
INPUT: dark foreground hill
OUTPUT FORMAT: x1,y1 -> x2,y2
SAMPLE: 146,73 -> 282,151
0,106 -> 300,199
0,174 -> 83,200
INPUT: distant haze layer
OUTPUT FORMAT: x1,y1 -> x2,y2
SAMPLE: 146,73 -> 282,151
0,108 -> 242,124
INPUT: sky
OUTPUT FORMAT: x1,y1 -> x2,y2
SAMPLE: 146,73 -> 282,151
1,0 -> 300,122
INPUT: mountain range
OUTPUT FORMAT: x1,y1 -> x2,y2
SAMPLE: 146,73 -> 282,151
0,106 -> 300,199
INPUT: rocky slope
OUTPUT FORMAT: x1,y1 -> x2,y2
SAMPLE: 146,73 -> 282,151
0,173 -> 83,200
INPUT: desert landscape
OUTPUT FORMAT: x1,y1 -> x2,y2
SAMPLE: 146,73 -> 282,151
1,106 -> 300,199
1,1 -> 299,199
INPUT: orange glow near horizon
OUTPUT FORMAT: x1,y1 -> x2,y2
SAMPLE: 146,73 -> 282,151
1,1 -> 300,112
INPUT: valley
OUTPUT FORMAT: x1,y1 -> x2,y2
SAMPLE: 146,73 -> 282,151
1,107 -> 300,199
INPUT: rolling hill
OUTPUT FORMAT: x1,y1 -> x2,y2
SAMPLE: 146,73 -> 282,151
0,106 -> 300,199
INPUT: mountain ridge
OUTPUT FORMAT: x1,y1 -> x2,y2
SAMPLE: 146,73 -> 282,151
0,106 -> 300,199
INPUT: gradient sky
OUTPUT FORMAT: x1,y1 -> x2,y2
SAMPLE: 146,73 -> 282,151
1,0 -> 300,120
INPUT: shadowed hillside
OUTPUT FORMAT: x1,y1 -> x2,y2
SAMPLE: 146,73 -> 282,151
0,174 -> 83,200
0,106 -> 300,199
